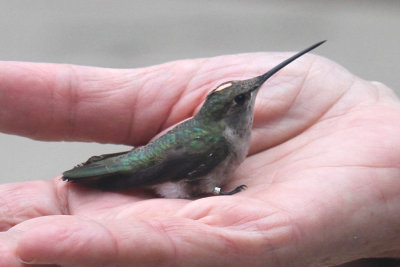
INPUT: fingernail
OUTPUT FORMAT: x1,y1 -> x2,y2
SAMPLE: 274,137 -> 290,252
17,255 -> 37,264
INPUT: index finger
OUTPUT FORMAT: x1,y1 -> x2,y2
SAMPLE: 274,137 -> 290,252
0,61 -> 205,145
0,52 -> 322,147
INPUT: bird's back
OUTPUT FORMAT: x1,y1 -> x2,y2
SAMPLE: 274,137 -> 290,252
62,119 -> 230,190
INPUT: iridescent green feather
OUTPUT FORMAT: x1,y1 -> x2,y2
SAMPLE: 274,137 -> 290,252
62,118 -> 229,188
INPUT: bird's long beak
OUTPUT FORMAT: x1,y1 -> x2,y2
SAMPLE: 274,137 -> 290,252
251,40 -> 326,91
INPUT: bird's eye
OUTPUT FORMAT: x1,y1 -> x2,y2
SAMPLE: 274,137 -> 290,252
234,94 -> 246,105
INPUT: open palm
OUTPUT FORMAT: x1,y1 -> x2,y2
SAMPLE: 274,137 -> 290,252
1,53 -> 399,266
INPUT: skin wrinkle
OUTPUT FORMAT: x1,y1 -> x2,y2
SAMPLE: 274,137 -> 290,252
312,107 -> 350,127
189,84 -> 212,118
250,197 -> 299,228
298,54 -> 317,85
246,130 -> 322,171
66,65 -> 80,140
1,187 -> 35,230
231,213 -> 277,232
367,80 -> 390,105
250,230 -> 282,266
147,218 -> 178,265
77,72 -> 124,143
91,219 -> 120,266
195,204 -> 251,227
288,219 -> 307,266
252,89 -> 291,126
17,207 -> 47,227
175,198 -> 214,221
123,90 -> 136,145
304,203 -> 358,265
129,69 -> 180,144
352,183 -> 400,258
63,67 -> 128,143
366,79 -> 381,103
242,53 -> 269,80
303,164 -> 400,170
372,81 -> 400,103
157,73 -> 189,135
262,182 -> 372,264
129,79 -> 157,143
186,56 -> 257,97
192,56 -> 246,82
285,67 -> 353,143
296,165 -> 396,241
216,232 -> 241,261
229,208 -> 290,235
44,217 -> 114,265
182,60 -> 204,94
262,76 -> 303,124
273,129 -> 386,170
42,219 -> 83,264
282,55 -> 316,112
48,69 -> 56,137
8,185 -> 60,229
201,229 -> 251,265
252,73 -> 301,130
157,66 -> 212,122
372,181 -> 391,237
316,106 -> 397,142
263,225 -> 305,267
189,198 -> 295,247
52,178 -> 70,216
223,211 -> 265,229
125,69 -> 156,145
330,164 -> 400,247
0,196 -> 13,231
249,68 -> 336,155
182,59 -> 232,118
229,232 -> 282,266
27,68 -> 51,138
277,58 -> 311,112
269,85 -> 350,158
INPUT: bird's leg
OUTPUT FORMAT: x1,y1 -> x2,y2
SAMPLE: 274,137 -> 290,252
213,185 -> 247,196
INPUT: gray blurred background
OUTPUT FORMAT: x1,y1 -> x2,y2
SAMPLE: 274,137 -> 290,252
0,1 -> 399,266
0,0 -> 399,184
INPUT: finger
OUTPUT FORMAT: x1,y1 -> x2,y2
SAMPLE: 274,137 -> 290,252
0,232 -> 24,267
1,53 -> 323,147
13,213 -> 276,266
0,61 -> 192,145
14,215 -> 123,266
0,177 -> 168,231
0,58 -> 246,145
0,180 -> 64,231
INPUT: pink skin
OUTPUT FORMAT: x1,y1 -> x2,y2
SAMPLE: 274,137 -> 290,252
0,53 -> 399,266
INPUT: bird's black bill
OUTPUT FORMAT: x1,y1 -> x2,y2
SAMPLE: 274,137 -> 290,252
253,40 -> 326,89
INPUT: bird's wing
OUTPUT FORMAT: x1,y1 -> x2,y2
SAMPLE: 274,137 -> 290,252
62,126 -> 230,190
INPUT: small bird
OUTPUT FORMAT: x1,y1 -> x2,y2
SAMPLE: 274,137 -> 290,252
62,41 -> 325,198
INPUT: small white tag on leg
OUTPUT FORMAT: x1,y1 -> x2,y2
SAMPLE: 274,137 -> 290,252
212,187 -> 221,195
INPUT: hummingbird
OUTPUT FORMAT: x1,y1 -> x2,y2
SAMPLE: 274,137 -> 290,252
62,41 -> 325,199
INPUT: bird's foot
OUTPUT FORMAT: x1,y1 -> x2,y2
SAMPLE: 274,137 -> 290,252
213,184 -> 247,196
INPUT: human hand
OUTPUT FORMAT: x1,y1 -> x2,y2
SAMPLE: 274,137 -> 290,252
0,52 -> 399,266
